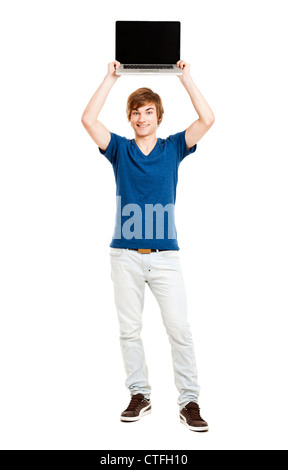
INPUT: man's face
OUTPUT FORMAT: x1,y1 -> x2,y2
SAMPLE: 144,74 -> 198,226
130,103 -> 159,138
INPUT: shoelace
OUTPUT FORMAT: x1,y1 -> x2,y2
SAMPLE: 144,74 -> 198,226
126,395 -> 145,412
184,404 -> 203,421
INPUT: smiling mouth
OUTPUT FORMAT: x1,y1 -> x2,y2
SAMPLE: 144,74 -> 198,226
137,124 -> 149,128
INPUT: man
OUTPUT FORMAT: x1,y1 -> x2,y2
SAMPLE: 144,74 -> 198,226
81,60 -> 215,432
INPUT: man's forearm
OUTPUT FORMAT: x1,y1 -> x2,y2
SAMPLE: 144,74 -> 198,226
82,74 -> 118,126
180,75 -> 215,126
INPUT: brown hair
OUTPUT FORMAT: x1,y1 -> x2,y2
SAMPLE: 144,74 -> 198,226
126,88 -> 164,125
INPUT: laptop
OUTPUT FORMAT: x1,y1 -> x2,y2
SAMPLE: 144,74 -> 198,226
115,21 -> 182,75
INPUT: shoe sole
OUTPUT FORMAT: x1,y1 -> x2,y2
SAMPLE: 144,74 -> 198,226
120,405 -> 152,422
180,415 -> 209,432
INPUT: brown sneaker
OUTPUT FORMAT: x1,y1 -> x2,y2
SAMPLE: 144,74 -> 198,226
180,402 -> 209,432
120,394 -> 152,422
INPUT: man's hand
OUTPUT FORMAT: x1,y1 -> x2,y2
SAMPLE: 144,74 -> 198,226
176,60 -> 191,83
106,60 -> 121,80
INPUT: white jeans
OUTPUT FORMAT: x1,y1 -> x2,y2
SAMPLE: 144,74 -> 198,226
110,248 -> 200,408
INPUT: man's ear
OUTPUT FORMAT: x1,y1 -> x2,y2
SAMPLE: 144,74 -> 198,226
157,112 -> 164,126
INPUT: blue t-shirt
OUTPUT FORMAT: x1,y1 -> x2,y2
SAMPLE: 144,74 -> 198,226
99,130 -> 197,250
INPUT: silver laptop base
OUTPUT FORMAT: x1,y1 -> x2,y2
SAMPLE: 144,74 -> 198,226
116,64 -> 182,75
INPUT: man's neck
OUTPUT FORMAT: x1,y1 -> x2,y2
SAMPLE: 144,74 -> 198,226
135,134 -> 158,156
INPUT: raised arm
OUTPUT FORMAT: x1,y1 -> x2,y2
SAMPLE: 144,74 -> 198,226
81,61 -> 121,151
177,60 -> 215,149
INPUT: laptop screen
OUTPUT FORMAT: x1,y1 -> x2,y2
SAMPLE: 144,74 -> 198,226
116,21 -> 181,65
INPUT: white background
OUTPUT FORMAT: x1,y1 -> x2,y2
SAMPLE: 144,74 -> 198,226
0,0 -> 287,450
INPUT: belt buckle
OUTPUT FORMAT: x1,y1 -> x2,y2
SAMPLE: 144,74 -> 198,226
138,249 -> 152,254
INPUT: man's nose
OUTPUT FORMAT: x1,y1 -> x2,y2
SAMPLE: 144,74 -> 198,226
139,114 -> 146,121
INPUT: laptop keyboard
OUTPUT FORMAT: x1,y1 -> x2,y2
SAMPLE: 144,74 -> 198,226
123,64 -> 174,69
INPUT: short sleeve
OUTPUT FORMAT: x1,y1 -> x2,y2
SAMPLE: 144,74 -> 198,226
98,132 -> 124,166
168,130 -> 197,163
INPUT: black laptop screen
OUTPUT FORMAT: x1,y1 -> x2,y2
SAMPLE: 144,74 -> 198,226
116,21 -> 180,65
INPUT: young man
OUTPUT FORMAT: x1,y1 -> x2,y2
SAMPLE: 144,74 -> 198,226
81,60 -> 215,432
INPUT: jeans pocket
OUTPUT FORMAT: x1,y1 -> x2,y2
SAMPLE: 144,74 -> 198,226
161,250 -> 180,259
110,248 -> 124,258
